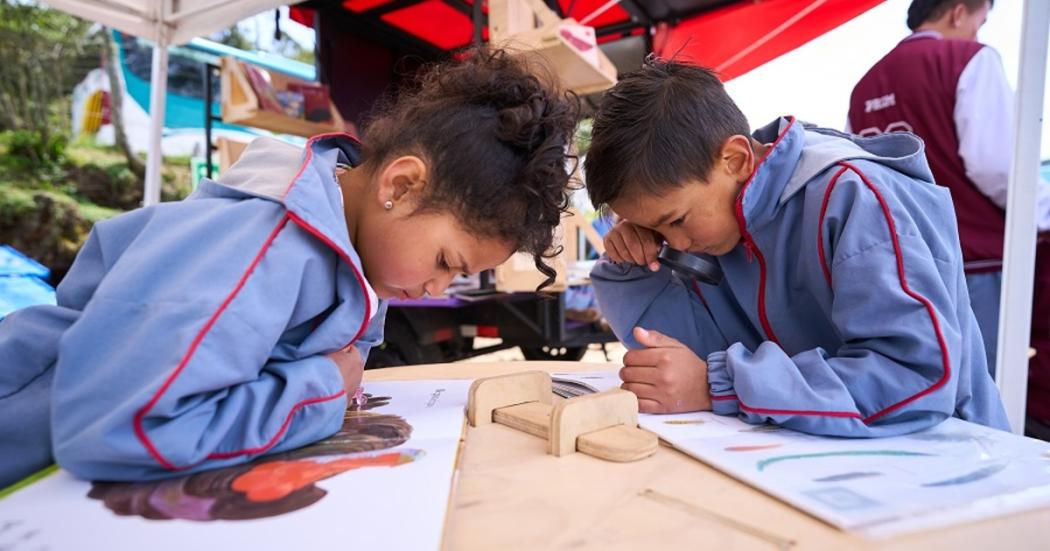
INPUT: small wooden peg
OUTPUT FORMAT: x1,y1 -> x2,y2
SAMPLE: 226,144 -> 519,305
550,389 -> 657,462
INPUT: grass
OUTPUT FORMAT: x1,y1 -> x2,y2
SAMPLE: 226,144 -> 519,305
0,136 -> 193,279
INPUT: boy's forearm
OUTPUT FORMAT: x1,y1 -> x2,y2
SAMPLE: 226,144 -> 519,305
707,342 -> 954,438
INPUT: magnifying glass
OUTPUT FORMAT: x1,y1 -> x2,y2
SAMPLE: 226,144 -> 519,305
657,244 -> 723,285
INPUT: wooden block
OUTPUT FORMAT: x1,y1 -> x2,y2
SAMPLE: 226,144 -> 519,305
492,401 -> 552,439
550,389 -> 651,460
467,371 -> 552,427
577,424 -> 658,462
488,0 -> 617,96
216,137 -> 249,173
494,209 -> 581,292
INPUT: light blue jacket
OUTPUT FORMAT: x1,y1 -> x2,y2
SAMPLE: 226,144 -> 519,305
592,117 -> 1009,437
0,135 -> 386,485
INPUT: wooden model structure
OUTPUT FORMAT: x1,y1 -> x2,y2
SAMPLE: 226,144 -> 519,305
467,371 -> 658,462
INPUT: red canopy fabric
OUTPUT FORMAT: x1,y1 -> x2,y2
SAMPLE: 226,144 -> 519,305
292,0 -> 883,81
653,0 -> 885,80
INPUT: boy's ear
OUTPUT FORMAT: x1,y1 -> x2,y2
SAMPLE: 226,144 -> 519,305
720,135 -> 755,181
378,155 -> 429,207
949,4 -> 968,27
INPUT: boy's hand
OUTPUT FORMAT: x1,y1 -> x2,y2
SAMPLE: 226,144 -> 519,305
327,345 -> 364,397
605,220 -> 662,271
620,327 -> 712,413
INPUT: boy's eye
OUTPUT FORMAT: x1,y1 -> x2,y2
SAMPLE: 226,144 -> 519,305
438,254 -> 450,271
669,216 -> 686,228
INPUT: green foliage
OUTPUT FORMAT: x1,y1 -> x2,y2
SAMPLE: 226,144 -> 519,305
1,130 -> 68,172
0,1 -> 102,166
0,187 -> 106,278
214,25 -> 255,51
0,140 -> 192,279
0,4 -> 192,279
275,35 -> 315,65
575,119 -> 593,157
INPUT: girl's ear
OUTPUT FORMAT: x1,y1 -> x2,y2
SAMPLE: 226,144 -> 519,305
720,134 -> 755,182
377,155 -> 429,208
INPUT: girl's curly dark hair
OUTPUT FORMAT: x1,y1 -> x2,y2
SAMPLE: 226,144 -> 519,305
361,49 -> 580,290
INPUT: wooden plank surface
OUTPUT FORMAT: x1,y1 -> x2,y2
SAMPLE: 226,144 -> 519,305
365,361 -> 1050,550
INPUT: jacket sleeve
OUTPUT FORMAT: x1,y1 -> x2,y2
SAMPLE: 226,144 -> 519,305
51,213 -> 352,481
707,167 -> 986,437
591,258 -> 728,360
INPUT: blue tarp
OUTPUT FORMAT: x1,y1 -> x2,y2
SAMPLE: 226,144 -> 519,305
0,245 -> 56,320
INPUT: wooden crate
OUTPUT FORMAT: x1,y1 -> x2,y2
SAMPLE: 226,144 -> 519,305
220,57 -> 347,137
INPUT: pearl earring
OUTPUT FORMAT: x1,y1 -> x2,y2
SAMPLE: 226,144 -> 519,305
384,200 -> 394,210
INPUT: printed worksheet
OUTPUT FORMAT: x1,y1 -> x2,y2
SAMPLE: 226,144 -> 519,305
553,370 -> 1050,537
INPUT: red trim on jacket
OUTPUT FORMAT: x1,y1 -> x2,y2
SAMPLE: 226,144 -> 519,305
741,403 -> 863,419
288,211 -> 372,347
206,391 -> 348,460
836,162 -> 953,424
690,281 -> 709,308
281,132 -> 363,200
134,133 -> 373,471
722,155 -> 951,423
733,117 -> 796,346
713,393 -> 862,419
817,165 -> 852,287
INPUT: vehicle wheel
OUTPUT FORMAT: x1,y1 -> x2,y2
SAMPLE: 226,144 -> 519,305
520,345 -> 587,361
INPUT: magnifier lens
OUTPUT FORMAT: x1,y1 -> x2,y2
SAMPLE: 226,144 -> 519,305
656,244 -> 723,285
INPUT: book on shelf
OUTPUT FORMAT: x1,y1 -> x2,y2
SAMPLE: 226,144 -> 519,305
288,82 -> 334,123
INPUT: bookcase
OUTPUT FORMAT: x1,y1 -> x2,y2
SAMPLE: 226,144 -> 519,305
219,57 -> 347,138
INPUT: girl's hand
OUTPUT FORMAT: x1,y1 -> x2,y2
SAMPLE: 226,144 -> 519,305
604,220 -> 662,271
619,327 -> 712,413
327,345 -> 364,397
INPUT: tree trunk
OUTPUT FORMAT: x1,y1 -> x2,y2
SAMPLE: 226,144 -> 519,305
102,29 -> 145,180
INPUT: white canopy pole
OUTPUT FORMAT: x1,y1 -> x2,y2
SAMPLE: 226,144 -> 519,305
995,0 -> 1050,434
143,2 -> 170,207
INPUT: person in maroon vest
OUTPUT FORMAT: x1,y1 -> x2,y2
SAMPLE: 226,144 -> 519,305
849,0 -> 1050,438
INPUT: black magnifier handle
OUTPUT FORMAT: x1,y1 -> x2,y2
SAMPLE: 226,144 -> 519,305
657,244 -> 723,285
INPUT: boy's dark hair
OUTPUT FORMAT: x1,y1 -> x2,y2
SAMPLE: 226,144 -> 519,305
907,0 -> 992,30
584,57 -> 749,210
362,49 -> 579,290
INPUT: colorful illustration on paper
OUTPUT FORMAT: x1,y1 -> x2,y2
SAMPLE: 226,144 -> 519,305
803,487 -> 881,511
922,463 -> 1007,487
813,471 -> 883,483
757,450 -> 932,472
724,444 -> 782,452
87,394 -> 420,521
739,424 -> 782,433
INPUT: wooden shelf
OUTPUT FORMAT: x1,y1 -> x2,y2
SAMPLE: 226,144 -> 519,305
220,57 -> 346,138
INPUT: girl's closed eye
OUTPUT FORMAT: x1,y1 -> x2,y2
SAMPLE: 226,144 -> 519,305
437,253 -> 450,271
670,216 -> 686,228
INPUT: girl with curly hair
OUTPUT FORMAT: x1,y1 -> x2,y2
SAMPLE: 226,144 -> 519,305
0,49 -> 579,485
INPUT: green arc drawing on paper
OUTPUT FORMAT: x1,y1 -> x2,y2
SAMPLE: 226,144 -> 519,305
757,450 -> 933,471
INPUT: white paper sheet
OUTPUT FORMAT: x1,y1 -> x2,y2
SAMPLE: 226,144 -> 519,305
553,370 -> 1050,538
0,379 -> 471,551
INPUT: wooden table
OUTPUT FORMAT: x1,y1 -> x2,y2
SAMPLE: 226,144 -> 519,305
366,361 -> 1050,551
